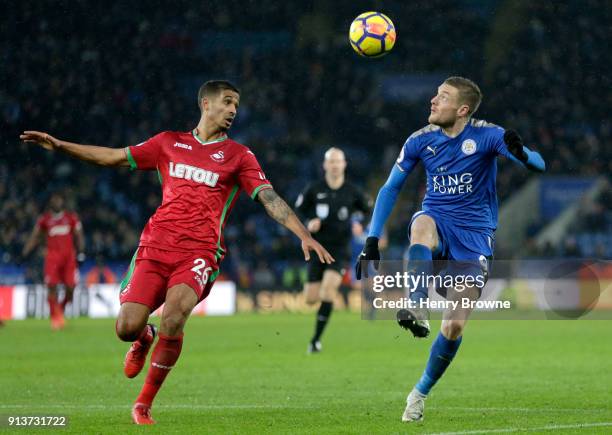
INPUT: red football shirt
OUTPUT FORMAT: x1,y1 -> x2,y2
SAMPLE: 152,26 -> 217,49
36,211 -> 81,258
126,130 -> 273,258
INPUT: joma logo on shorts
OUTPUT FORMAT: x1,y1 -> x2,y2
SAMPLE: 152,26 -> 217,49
169,162 -> 219,187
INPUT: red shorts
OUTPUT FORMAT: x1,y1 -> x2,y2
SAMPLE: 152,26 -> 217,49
44,255 -> 78,287
119,246 -> 220,311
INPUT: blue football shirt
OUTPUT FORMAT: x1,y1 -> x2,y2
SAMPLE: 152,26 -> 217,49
396,119 -> 516,232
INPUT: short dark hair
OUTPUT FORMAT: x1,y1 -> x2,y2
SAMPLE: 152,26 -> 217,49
443,76 -> 482,116
197,80 -> 240,110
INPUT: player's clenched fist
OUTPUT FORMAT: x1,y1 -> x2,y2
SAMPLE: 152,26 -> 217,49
503,129 -> 527,163
355,236 -> 380,279
20,131 -> 61,151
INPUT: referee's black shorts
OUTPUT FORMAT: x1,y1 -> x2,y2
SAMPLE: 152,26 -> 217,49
306,244 -> 347,282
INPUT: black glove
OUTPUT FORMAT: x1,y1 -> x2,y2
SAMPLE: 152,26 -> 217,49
355,236 -> 380,280
503,129 -> 528,163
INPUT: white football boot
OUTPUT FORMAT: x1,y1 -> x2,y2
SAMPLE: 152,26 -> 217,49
402,388 -> 427,422
307,340 -> 322,354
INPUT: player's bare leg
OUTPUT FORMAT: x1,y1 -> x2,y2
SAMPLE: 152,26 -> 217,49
397,214 -> 438,338
308,270 -> 341,353
117,302 -> 154,378
132,284 -> 197,425
403,285 -> 477,422
116,302 -> 151,341
410,214 -> 438,250
303,282 -> 321,306
304,282 -> 322,353
60,285 -> 75,314
320,270 -> 341,304
440,285 -> 477,339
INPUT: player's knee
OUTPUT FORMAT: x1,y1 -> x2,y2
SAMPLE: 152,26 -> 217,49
115,316 -> 146,342
305,295 -> 319,305
441,320 -> 464,340
303,284 -> 320,305
410,215 -> 437,248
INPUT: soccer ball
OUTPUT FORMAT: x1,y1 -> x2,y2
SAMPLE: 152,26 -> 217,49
349,12 -> 396,58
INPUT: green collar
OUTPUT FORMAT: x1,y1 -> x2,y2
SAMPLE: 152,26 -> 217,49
192,129 -> 227,145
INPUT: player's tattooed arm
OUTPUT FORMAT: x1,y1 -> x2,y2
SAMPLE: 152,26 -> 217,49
20,131 -> 129,167
258,189 -> 292,225
257,189 -> 334,264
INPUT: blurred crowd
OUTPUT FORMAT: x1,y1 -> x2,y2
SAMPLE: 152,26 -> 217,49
487,1 -> 611,258
1,0 -> 609,287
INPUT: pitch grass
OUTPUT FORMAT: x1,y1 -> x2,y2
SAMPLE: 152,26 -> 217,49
1,312 -> 612,434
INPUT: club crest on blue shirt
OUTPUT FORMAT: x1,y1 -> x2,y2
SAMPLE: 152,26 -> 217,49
461,139 -> 477,155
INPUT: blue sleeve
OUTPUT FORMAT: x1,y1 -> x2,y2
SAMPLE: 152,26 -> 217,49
505,146 -> 546,172
396,135 -> 420,172
368,165 -> 409,238
490,127 -> 546,173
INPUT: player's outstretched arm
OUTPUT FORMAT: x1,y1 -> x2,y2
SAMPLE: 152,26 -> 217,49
355,165 -> 409,279
367,165 -> 408,239
256,188 -> 334,264
22,224 -> 42,258
503,130 -> 546,173
20,131 -> 129,167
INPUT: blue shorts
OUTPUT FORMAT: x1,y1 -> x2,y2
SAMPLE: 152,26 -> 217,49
409,211 -> 494,296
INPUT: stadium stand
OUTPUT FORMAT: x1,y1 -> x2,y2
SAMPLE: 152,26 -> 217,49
1,0 -> 609,288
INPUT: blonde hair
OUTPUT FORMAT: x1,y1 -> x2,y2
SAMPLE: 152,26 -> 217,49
444,76 -> 482,116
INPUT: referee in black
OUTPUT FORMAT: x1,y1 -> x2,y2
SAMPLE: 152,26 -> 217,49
295,147 -> 371,353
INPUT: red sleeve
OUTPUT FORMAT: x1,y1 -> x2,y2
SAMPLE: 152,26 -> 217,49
125,132 -> 166,170
71,213 -> 83,232
36,215 -> 47,231
237,150 -> 273,200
